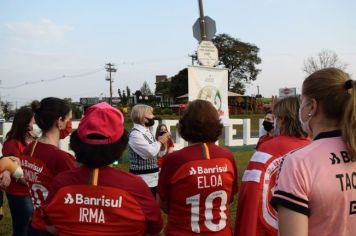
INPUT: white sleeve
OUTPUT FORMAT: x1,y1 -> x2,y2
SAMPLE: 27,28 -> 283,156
128,130 -> 162,160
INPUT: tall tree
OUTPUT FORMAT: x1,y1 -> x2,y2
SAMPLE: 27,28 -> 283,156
302,49 -> 347,74
126,86 -> 131,98
212,34 -> 261,94
140,81 -> 152,95
118,86 -> 131,106
170,68 -> 188,99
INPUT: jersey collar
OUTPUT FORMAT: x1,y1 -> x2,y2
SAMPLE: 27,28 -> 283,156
313,130 -> 341,141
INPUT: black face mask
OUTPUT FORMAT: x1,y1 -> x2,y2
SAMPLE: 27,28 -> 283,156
145,118 -> 155,127
262,120 -> 274,132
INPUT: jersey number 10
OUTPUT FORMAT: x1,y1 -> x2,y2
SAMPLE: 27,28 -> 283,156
186,190 -> 228,233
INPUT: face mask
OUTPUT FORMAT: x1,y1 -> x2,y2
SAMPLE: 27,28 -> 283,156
299,104 -> 312,134
274,119 -> 280,136
60,119 -> 72,139
29,124 -> 42,138
262,120 -> 274,132
144,118 -> 155,127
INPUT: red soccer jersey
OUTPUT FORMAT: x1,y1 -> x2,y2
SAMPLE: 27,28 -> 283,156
235,135 -> 310,236
157,138 -> 174,168
22,141 -> 76,231
44,166 -> 163,236
158,143 -> 238,236
2,139 -> 30,195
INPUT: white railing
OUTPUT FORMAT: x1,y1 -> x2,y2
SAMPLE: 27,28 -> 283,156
1,119 -> 264,154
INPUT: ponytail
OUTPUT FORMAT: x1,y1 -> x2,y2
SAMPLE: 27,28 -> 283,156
342,79 -> 356,159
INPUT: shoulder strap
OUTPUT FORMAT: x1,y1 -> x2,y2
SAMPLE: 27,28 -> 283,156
131,127 -> 154,143
88,168 -> 99,186
29,141 -> 38,158
200,143 -> 211,160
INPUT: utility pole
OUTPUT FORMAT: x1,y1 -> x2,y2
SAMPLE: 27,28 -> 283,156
257,85 -> 260,95
105,63 -> 117,105
198,0 -> 207,41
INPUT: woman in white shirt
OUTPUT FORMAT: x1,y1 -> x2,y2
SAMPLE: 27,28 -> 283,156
128,104 -> 169,197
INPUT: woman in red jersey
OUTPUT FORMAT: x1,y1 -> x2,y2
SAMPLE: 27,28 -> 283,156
271,68 -> 356,236
235,96 -> 310,236
256,110 -> 275,150
2,107 -> 36,236
157,99 -> 238,236
22,97 -> 76,236
44,102 -> 163,236
154,123 -> 174,168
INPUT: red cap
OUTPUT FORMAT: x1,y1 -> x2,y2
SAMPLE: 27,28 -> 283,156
77,102 -> 124,144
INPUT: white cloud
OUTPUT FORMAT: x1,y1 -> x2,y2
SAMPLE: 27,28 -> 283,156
4,18 -> 73,41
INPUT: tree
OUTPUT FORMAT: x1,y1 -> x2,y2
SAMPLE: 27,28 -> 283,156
63,98 -> 82,119
1,101 -> 14,120
118,86 -> 131,106
126,86 -> 131,98
140,81 -> 152,95
170,68 -> 188,99
212,34 -> 261,94
303,49 -> 347,75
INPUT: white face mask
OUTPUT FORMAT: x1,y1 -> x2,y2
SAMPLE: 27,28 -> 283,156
298,102 -> 312,134
29,124 -> 42,138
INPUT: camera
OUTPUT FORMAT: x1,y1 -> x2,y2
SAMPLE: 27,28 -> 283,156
160,131 -> 167,136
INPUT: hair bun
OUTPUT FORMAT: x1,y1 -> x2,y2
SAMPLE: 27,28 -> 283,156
344,80 -> 353,90
31,100 -> 41,113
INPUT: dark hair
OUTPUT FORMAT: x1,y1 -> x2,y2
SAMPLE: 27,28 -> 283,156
155,123 -> 168,140
265,110 -> 272,115
273,96 -> 307,138
6,106 -> 34,145
31,97 -> 71,133
178,99 -> 223,143
70,130 -> 128,168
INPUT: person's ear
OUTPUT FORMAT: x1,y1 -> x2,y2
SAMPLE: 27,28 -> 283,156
279,116 -> 285,127
309,98 -> 318,116
56,117 -> 65,130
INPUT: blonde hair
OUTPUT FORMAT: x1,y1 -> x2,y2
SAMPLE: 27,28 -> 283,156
302,67 -> 356,158
130,104 -> 153,125
273,96 -> 306,138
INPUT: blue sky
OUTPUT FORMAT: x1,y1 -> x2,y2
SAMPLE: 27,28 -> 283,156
1,0 -> 355,107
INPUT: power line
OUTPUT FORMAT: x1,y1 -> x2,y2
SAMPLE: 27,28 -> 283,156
0,67 -> 105,89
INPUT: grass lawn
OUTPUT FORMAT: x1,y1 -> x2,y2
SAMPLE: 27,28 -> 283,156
0,145 -> 254,235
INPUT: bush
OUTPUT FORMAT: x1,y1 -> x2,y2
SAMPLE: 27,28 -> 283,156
162,108 -> 173,115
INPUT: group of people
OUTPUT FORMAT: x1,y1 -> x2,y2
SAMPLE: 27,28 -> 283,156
236,67 -> 356,236
0,67 -> 354,236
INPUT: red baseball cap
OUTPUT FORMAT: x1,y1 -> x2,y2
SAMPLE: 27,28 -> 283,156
77,102 -> 124,144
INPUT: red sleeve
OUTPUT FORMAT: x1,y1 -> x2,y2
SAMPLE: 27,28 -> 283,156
230,154 -> 239,198
234,180 -> 259,236
2,139 -> 22,157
